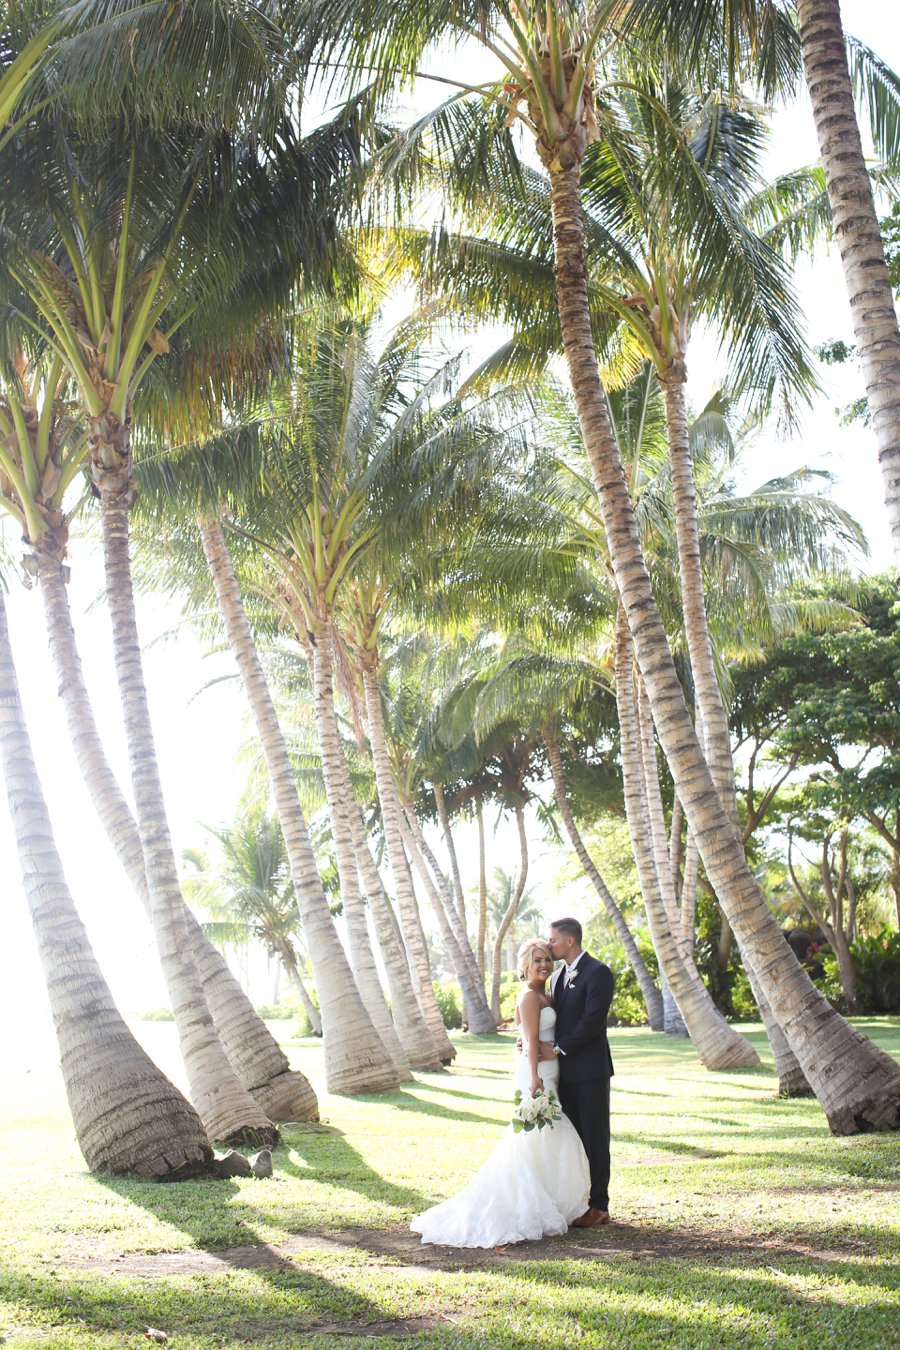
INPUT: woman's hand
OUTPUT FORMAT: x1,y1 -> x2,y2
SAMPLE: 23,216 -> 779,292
530,1075 -> 543,1096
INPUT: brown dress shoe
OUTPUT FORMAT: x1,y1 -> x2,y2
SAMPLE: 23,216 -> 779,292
572,1208 -> 610,1228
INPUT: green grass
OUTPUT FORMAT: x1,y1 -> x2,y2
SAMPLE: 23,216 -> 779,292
1,1019 -> 898,1348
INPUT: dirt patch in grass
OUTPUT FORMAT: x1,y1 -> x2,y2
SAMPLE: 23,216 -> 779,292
54,1220 -> 875,1278
218,1316 -> 443,1339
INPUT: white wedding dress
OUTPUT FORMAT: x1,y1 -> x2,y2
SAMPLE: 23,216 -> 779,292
411,1007 -> 590,1247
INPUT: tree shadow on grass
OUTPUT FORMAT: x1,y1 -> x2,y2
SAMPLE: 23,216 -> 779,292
410,1081 -> 507,1106
280,1123 -> 433,1211
0,1261 -> 398,1346
366,1089 -> 500,1129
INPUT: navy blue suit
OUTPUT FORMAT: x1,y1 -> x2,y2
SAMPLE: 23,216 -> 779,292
552,952 -> 614,1212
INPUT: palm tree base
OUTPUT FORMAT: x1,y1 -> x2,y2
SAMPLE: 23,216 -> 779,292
826,1082 -> 900,1136
215,1123 -> 281,1150
777,1071 -> 815,1099
251,1072 -> 320,1122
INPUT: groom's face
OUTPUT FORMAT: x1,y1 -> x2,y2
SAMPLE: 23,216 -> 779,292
546,928 -> 570,963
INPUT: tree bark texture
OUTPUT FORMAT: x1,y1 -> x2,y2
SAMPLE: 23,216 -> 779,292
342,789 -> 444,1069
99,486 -> 277,1145
616,606 -> 757,1067
36,555 -> 318,1120
434,782 -> 467,927
360,659 -> 456,1062
797,0 -> 900,561
476,797 -> 488,979
548,159 -> 899,1131
309,622 -> 410,1078
0,588 -> 212,1177
544,727 -> 663,1031
198,515 -> 399,1094
489,804 -> 529,1021
400,806 -> 497,1032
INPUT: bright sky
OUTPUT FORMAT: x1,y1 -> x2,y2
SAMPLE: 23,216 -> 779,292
2,3 -> 899,1070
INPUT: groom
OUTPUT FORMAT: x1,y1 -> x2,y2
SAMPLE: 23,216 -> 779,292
541,918 -> 614,1227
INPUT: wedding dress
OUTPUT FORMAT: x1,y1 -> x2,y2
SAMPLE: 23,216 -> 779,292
411,1006 -> 590,1247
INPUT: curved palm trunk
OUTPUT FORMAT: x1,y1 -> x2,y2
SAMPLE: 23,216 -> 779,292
661,374 -> 810,1092
544,726 -> 663,1031
548,161 -> 899,1130
35,555 -> 318,1120
360,659 -> 456,1062
97,481 -> 277,1145
797,0 -> 900,561
272,939 -> 323,1035
476,797 -> 488,979
681,829 -> 699,944
400,806 -> 497,1032
197,514 -> 399,1094
0,589 -> 212,1178
489,804 -> 529,1021
343,790 -> 443,1069
434,783 -> 467,927
616,606 -> 757,1067
310,622 -> 410,1078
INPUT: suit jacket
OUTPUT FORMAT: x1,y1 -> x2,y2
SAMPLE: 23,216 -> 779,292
552,951 -> 614,1083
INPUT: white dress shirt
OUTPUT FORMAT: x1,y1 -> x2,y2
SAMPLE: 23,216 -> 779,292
564,951 -> 586,987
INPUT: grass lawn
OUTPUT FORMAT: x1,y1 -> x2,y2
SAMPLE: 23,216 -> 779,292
1,1017 -> 898,1348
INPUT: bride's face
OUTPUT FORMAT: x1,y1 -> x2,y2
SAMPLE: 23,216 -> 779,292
529,950 -> 554,983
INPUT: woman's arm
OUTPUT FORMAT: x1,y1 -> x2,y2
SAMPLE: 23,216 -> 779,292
518,992 -> 543,1095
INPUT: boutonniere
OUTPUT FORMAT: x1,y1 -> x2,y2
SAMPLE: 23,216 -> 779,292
568,969 -> 580,983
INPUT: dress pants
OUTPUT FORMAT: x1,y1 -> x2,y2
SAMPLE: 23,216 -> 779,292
558,1077 -> 611,1212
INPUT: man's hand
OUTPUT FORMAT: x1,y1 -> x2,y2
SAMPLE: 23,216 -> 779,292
537,1042 -> 557,1061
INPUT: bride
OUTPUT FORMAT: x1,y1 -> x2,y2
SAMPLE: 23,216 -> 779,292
411,938 -> 590,1247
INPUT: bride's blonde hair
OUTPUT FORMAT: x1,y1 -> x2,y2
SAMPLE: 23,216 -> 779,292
517,938 -> 553,981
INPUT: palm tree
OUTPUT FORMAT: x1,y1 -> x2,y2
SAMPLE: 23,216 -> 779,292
323,2 -> 900,1134
793,0 -> 900,562
0,585 -> 212,1177
1,16 -> 384,1120
198,514 -> 404,1092
182,808 -> 324,1035
633,0 -> 900,562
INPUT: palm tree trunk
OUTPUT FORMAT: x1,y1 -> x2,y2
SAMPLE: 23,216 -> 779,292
434,783 -> 467,928
476,796 -> 488,979
543,726 -> 663,1031
797,0 -> 900,562
96,480 -> 277,1145
343,790 -> 443,1069
400,806 -> 497,1032
681,828 -> 699,944
360,658 -> 456,1062
273,939 -> 323,1035
309,620 -> 410,1078
547,160 -> 896,1131
489,803 -> 529,1021
0,589 -> 212,1178
661,372 -> 808,1089
35,554 -> 318,1120
197,514 -> 399,1093
616,605 -> 756,1067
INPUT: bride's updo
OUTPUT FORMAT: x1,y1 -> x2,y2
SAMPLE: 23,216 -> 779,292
517,937 -> 553,981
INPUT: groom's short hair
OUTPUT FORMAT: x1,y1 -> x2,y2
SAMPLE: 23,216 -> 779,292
550,917 -> 582,944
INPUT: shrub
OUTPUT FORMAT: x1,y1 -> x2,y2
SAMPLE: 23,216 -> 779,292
729,968 -> 759,1021
602,938 -> 659,1027
812,928 -> 900,1013
853,928 -> 900,1012
498,971 -> 520,1024
433,982 -> 463,1030
138,1007 -> 175,1021
254,1002 -> 296,1020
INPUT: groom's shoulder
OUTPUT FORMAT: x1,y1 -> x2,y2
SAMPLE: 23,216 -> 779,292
583,952 -> 614,983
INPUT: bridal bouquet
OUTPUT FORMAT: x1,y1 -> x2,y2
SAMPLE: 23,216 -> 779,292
512,1088 -> 563,1133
